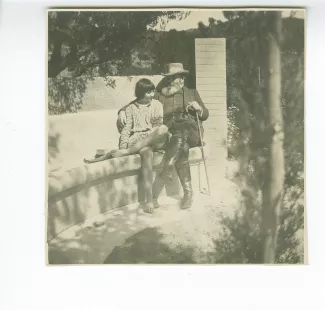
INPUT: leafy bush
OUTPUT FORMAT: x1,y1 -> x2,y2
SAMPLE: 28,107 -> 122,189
213,13 -> 304,264
48,77 -> 92,115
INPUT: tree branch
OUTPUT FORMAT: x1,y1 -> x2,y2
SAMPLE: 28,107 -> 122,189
48,28 -> 78,77
73,54 -> 118,76
288,190 -> 304,210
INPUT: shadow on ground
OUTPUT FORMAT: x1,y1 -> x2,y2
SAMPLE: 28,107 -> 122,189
104,227 -> 197,264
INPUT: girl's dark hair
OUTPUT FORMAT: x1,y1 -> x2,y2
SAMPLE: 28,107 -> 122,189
135,78 -> 155,99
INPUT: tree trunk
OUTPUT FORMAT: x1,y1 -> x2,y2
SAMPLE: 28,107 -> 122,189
261,11 -> 284,264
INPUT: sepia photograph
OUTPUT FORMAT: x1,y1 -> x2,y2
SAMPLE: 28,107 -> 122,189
47,7 -> 305,265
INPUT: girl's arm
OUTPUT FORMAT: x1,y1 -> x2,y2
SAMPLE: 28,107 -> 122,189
119,106 -> 133,149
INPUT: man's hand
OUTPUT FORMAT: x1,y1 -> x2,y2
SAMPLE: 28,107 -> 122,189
117,110 -> 127,133
187,101 -> 203,114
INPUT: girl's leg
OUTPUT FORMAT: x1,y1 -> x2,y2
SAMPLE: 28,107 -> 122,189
139,147 -> 154,214
112,125 -> 168,157
152,172 -> 165,209
84,125 -> 168,164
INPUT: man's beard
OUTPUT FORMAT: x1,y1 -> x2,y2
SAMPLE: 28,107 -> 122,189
161,79 -> 184,96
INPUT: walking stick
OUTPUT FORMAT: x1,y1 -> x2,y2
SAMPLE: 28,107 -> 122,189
195,111 -> 211,196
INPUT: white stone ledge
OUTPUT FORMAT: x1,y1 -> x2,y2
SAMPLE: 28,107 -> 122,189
47,146 -> 210,241
48,146 -> 209,200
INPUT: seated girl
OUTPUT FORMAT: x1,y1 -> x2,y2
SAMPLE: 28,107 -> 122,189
84,78 -> 168,213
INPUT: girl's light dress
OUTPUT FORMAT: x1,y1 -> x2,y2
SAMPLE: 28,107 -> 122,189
119,99 -> 164,149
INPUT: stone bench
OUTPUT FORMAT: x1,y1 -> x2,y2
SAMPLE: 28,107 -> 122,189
47,109 -> 210,241
48,144 -> 209,242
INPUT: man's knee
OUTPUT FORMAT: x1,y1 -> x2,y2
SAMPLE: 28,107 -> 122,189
157,124 -> 168,136
187,133 -> 200,148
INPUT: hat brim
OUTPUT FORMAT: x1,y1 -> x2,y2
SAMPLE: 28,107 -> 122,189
161,70 -> 189,76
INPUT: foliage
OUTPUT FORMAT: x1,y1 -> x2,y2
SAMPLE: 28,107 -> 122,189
48,10 -> 304,116
48,77 -> 93,114
211,11 -> 304,263
213,187 -> 304,264
48,11 -> 189,114
148,30 -> 197,87
48,75 -> 117,115
48,11 -> 189,78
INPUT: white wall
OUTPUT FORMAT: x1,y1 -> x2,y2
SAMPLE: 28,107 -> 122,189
49,46 -> 228,176
81,75 -> 164,112
48,110 -> 120,172
48,75 -> 164,172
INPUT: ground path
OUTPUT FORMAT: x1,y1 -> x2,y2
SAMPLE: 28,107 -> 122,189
48,179 -> 239,264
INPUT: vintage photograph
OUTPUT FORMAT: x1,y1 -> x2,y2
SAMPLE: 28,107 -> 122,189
47,8 -> 305,264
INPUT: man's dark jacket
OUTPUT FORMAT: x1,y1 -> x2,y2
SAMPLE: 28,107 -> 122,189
154,86 -> 209,142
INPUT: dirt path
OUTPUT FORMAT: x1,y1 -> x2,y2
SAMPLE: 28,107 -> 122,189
48,179 -> 240,264
104,207 -> 224,264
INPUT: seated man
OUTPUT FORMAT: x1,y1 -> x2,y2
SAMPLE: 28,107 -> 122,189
117,63 -> 209,209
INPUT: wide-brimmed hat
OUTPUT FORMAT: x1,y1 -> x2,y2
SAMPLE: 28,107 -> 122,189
161,63 -> 189,76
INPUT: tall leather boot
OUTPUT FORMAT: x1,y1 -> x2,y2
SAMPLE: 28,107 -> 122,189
175,160 -> 193,210
160,136 -> 185,180
152,136 -> 185,208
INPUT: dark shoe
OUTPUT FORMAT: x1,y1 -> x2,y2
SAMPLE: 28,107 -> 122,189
180,191 -> 193,209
